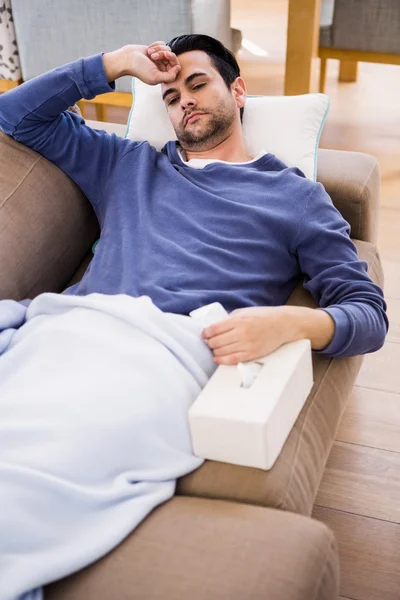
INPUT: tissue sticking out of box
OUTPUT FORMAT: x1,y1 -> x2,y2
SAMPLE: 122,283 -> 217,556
189,302 -> 263,389
237,361 -> 264,389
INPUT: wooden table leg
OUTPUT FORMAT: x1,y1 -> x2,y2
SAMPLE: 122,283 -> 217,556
95,103 -> 107,122
339,60 -> 359,83
284,0 -> 322,96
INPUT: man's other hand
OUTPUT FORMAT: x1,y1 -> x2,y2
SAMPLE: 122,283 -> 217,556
201,305 -> 335,365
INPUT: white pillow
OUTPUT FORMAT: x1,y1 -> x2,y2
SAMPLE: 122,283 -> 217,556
125,78 -> 330,181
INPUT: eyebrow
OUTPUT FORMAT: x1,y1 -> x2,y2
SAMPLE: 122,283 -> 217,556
162,72 -> 208,102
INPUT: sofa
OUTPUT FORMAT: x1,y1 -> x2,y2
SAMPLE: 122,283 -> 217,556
0,120 -> 384,599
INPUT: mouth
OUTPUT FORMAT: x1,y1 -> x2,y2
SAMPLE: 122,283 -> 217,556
184,112 -> 206,127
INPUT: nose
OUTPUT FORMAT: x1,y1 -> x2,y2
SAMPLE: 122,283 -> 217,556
180,92 -> 197,111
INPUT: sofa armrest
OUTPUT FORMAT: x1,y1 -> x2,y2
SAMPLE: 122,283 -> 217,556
317,148 -> 380,245
0,132 -> 98,301
46,497 -> 339,600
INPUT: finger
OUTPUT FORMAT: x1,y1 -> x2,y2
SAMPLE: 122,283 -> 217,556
214,352 -> 247,366
154,59 -> 168,72
158,64 -> 181,82
147,45 -> 173,58
147,48 -> 168,58
206,330 -> 238,350
149,50 -> 179,66
202,318 -> 237,340
147,41 -> 167,49
213,342 -> 243,357
147,47 -> 177,61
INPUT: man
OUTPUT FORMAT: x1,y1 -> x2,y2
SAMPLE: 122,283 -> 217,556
0,35 -> 388,598
0,35 -> 388,362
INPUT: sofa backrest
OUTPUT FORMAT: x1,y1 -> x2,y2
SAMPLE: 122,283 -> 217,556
0,131 -> 380,301
0,132 -> 98,300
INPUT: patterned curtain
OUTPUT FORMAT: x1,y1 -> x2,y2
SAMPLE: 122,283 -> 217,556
0,0 -> 21,80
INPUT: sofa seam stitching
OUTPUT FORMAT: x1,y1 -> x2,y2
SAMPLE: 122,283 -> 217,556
0,154 -> 43,209
369,245 -> 378,274
357,194 -> 362,239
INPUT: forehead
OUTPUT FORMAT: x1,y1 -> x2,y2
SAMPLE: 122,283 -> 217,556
160,50 -> 216,92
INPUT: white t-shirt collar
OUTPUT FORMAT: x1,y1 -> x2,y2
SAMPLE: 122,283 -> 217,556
177,146 -> 267,169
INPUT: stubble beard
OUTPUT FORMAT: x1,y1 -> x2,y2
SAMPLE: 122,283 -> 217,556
176,101 -> 236,152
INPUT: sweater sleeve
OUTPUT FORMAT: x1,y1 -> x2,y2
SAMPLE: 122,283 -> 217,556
0,53 -> 133,209
293,183 -> 388,357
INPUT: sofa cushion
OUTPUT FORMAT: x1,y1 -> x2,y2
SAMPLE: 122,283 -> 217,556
45,496 -> 339,600
176,240 -> 384,516
317,148 -> 381,245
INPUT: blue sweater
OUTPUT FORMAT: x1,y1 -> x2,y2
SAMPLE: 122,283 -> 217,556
0,53 -> 388,357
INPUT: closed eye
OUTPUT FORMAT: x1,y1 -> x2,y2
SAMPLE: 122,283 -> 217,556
168,83 -> 206,106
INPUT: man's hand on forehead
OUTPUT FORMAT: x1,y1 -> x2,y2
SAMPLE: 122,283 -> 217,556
147,42 -> 176,69
144,41 -> 181,82
103,41 -> 181,86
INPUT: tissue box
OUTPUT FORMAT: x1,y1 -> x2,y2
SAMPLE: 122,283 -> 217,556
189,339 -> 313,470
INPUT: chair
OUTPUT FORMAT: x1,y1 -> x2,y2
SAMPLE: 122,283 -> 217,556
0,0 -> 22,91
10,0 -> 242,121
319,0 -> 400,92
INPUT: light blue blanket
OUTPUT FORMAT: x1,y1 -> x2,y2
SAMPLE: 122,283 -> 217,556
0,293 -> 216,600
0,299 -> 30,356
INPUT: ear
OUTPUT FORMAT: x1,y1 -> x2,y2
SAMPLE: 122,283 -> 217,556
231,77 -> 247,110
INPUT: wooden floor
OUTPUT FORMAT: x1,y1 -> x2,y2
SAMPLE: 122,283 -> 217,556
84,2 -> 400,598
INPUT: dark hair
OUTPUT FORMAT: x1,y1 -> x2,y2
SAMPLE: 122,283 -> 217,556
167,34 -> 244,122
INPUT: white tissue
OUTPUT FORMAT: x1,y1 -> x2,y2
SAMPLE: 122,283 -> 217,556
189,302 -> 263,389
237,361 -> 263,388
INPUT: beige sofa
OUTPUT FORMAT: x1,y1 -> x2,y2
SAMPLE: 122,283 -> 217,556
0,122 -> 383,599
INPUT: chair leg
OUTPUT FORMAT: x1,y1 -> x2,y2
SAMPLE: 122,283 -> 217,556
76,101 -> 85,118
339,60 -> 358,83
95,103 -> 107,122
319,57 -> 327,93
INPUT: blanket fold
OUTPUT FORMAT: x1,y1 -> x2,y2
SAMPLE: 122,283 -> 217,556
0,300 -> 30,356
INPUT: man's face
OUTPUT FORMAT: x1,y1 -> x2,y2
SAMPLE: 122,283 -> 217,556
161,51 -> 238,151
